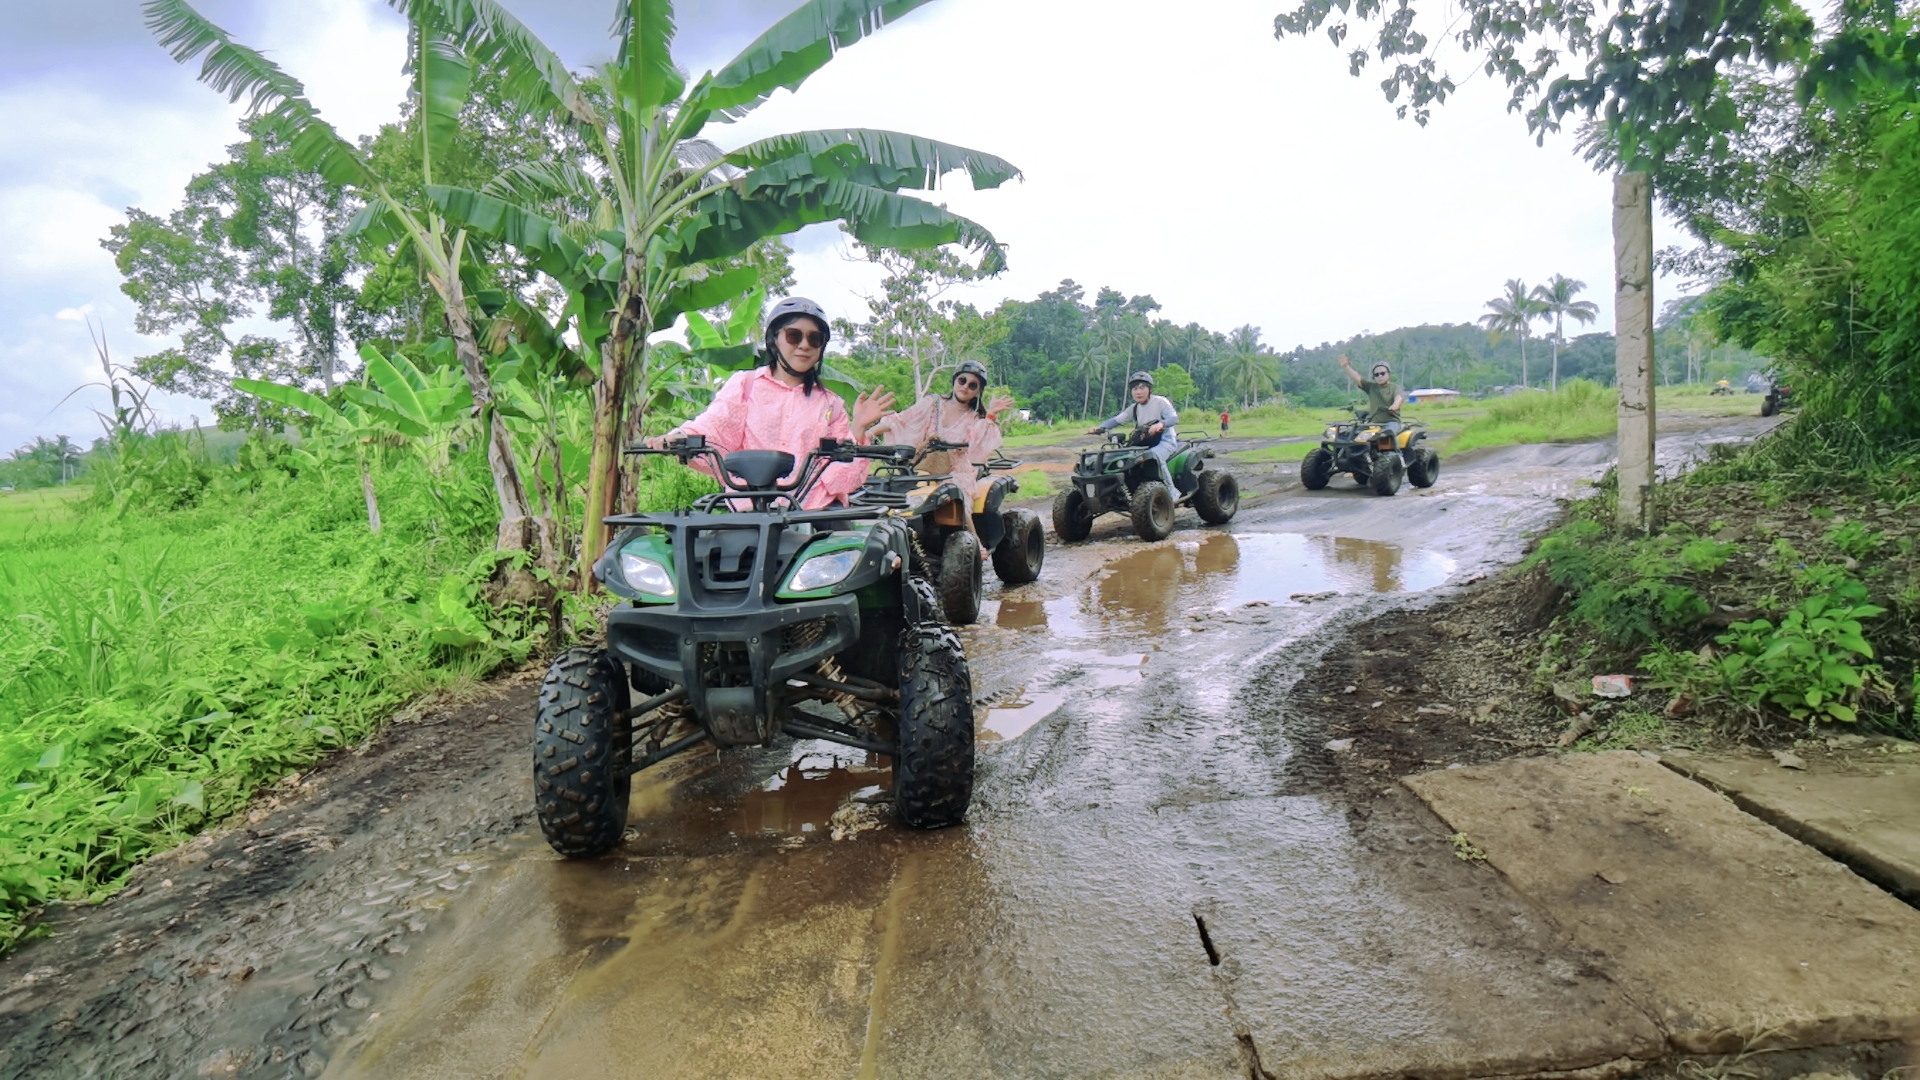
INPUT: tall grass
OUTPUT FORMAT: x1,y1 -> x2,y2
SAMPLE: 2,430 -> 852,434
1445,380 -> 1617,453
0,437 -> 552,951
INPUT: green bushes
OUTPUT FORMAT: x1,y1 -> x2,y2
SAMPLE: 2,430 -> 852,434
0,437 -> 546,951
1526,519 -> 1711,648
1713,582 -> 1889,725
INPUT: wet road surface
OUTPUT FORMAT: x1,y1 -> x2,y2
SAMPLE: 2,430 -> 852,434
317,418 -> 1781,1080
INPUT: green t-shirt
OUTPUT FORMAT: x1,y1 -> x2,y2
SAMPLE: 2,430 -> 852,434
1361,379 -> 1401,421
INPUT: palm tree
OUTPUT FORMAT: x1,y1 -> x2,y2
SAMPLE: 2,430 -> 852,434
1478,279 -> 1546,388
147,1 -> 546,573
1071,338 -> 1106,418
1216,325 -> 1273,410
1530,274 -> 1600,391
419,0 -> 1019,577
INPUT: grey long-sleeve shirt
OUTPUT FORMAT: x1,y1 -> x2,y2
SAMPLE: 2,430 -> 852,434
1097,395 -> 1178,435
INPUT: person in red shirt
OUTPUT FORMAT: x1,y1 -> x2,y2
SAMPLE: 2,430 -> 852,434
1219,408 -> 1230,434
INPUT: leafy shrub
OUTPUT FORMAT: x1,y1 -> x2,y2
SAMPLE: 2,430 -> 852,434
1823,520 -> 1884,561
1527,520 -> 1711,647
1714,580 -> 1888,725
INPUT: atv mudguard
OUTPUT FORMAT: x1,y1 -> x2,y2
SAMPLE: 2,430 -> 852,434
972,474 -> 1017,550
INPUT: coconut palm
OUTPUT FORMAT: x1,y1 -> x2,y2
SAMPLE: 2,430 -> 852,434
1477,279 -> 1546,388
1071,338 -> 1107,418
145,0 -> 548,576
1216,326 -> 1274,410
1530,274 -> 1601,391
411,0 -> 1020,578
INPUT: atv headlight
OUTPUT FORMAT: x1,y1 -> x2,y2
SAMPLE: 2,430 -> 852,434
787,548 -> 861,592
618,551 -> 675,597
1323,426 -> 1338,440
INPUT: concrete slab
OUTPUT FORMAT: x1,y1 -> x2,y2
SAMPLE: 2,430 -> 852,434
1664,749 -> 1920,904
1404,751 -> 1920,1054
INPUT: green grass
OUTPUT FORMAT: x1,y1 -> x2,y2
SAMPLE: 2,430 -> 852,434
1444,380 -> 1618,454
0,438 -> 559,952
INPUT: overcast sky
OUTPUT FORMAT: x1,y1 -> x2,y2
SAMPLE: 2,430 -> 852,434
0,0 -> 1679,450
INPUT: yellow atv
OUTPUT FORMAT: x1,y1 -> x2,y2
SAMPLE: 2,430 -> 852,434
857,440 -> 1043,625
1300,407 -> 1438,495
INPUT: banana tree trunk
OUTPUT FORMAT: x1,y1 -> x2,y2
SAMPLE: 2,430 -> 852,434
442,274 -> 539,558
359,449 -> 382,535
579,253 -> 648,588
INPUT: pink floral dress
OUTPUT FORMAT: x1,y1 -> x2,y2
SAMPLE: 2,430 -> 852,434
869,395 -> 1004,511
676,369 -> 870,510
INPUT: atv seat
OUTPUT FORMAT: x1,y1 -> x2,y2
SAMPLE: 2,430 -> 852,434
723,450 -> 794,490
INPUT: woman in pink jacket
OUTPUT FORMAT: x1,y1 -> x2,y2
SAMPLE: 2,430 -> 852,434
868,360 -> 1016,558
650,297 -> 894,509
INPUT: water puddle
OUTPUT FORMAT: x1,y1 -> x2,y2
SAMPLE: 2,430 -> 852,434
978,692 -> 1067,742
1084,533 -> 1455,629
994,597 -> 1087,635
652,748 -> 889,840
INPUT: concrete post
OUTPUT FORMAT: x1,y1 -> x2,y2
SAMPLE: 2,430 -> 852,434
1613,172 -> 1656,532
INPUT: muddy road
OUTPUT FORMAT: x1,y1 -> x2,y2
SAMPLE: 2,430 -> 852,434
0,416 -> 1784,1080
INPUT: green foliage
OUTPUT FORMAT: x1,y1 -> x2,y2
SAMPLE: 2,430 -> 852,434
0,431 -> 587,953
1824,520 -> 1884,561
1714,582 -> 1889,725
1528,519 -> 1711,648
1447,380 -> 1616,453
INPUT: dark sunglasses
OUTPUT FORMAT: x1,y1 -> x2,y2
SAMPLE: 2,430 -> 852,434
780,327 -> 827,349
1371,368 -> 1390,377
954,376 -> 984,391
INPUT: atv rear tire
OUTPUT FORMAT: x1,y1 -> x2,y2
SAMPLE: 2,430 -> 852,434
1370,453 -> 1405,496
534,648 -> 632,858
893,622 -> 975,829
992,508 -> 1045,584
1760,395 -> 1777,417
1053,489 -> 1093,542
1300,448 -> 1333,490
1193,469 -> 1239,524
1407,448 -> 1440,488
1130,480 -> 1175,541
938,531 -> 984,625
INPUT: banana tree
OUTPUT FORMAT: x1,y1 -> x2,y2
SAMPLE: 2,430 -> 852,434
411,0 -> 1020,581
146,0 -> 547,576
232,344 -> 476,534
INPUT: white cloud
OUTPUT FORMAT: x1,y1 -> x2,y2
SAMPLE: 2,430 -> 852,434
56,304 -> 94,321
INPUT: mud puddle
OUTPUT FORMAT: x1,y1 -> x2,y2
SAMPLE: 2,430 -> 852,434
979,692 -> 1067,742
627,745 -> 890,845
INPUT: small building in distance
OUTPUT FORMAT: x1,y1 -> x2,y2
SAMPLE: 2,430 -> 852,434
1405,388 -> 1461,404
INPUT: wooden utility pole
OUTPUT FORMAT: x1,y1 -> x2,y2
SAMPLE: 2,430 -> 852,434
1613,172 -> 1656,532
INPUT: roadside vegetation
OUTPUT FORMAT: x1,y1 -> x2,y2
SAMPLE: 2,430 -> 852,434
1446,381 -> 1616,454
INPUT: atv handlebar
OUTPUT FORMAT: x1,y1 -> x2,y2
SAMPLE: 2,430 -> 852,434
623,436 -> 917,510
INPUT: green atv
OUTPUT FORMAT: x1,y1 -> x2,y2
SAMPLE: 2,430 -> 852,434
534,435 -> 974,859
1300,407 -> 1439,496
1053,425 -> 1239,542
858,439 -> 1044,625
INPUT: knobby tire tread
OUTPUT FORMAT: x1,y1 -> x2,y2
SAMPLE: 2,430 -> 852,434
534,647 -> 631,858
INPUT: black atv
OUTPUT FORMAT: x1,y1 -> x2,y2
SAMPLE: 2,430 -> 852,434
1052,425 -> 1239,543
858,439 -> 1044,625
1300,407 -> 1439,496
534,435 -> 974,859
1759,378 -> 1796,417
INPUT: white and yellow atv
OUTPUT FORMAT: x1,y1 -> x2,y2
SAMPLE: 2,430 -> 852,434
1300,407 -> 1439,496
857,439 -> 1044,624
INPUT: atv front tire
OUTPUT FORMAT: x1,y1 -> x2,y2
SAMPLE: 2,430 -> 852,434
1130,480 -> 1175,541
1193,469 -> 1239,524
992,508 -> 1045,584
534,648 -> 632,858
1300,448 -> 1333,490
1370,453 -> 1405,496
938,531 -> 984,625
1053,489 -> 1093,542
1407,448 -> 1440,488
893,622 -> 975,829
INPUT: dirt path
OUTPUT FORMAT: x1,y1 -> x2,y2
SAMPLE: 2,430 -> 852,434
7,411 -> 1857,1080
